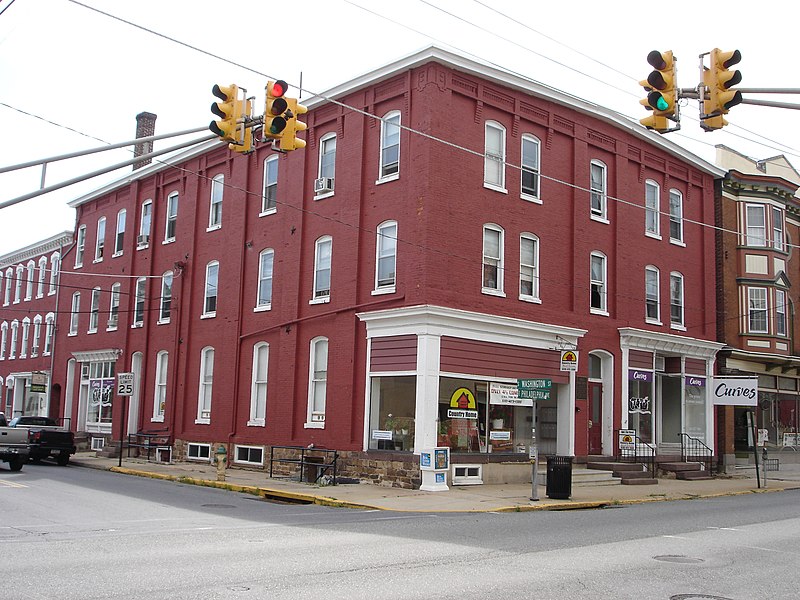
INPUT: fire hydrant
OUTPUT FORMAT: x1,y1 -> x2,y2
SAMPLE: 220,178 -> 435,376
215,445 -> 227,482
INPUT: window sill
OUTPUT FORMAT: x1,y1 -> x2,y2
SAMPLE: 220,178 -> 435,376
309,296 -> 330,305
254,304 -> 272,313
314,191 -> 335,201
48,291 -> 56,296
481,288 -> 506,298
206,225 -> 221,233
200,312 -> 216,319
371,286 -> 396,296
483,183 -> 508,194
375,173 -> 399,185
151,416 -> 165,423
670,323 -> 687,332
645,232 -> 662,241
304,422 -> 325,429
157,319 -> 170,325
520,193 -> 542,204
137,244 -> 149,251
93,258 -> 103,264
590,214 -> 610,225
645,318 -> 662,326
590,308 -> 609,317
74,264 -> 83,270
669,239 -> 686,247
131,323 -> 144,329
36,293 -> 43,299
194,419 -> 210,425
87,329 -> 98,335
68,332 -> 77,337
519,295 -> 541,304
162,238 -> 175,245
259,208 -> 277,218
247,420 -> 266,427
112,251 -> 123,258
106,325 -> 118,332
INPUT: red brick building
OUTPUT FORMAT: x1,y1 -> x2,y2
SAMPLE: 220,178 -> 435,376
52,47 -> 725,484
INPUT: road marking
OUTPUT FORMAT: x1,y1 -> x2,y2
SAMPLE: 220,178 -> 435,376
0,480 -> 27,489
706,526 -> 741,531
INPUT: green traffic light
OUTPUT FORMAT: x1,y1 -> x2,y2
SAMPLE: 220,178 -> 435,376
655,96 -> 669,111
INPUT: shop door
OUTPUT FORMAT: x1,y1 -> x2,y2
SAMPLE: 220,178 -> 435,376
588,381 -> 603,454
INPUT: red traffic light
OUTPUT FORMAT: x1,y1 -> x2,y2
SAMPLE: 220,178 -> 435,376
269,80 -> 288,98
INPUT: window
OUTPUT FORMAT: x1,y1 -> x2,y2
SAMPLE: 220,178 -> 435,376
25,260 -> 35,300
187,443 -> 211,461
235,446 -> 264,465
20,318 -> 29,358
0,273 -> 3,305
0,322 -> 6,360
209,174 -> 223,229
776,289 -> 787,336
139,200 -> 152,246
14,265 -> 23,303
482,224 -> 504,294
108,282 -> 121,330
379,111 -> 400,179
43,313 -> 54,355
306,337 -> 328,427
157,271 -> 173,323
375,221 -> 397,292
89,287 -> 101,333
773,207 -> 784,251
203,261 -> 218,316
590,160 -> 607,219
748,287 -> 768,333
82,360 -> 115,428
9,321 -> 18,359
3,267 -> 11,305
590,252 -> 607,313
519,233 -> 539,301
645,180 -> 660,236
153,350 -> 168,421
262,155 -> 278,214
114,209 -> 126,255
669,189 -> 683,243
256,250 -> 274,309
165,192 -> 178,242
37,256 -> 47,298
95,216 -> 106,261
317,133 -> 336,193
670,272 -> 684,327
31,315 -> 42,357
249,342 -> 269,426
75,225 -> 86,267
197,346 -> 214,422
312,236 -> 332,301
746,204 -> 766,246
48,253 -> 59,295
484,121 -> 505,190
69,293 -> 80,335
133,277 -> 146,327
521,134 -> 540,199
645,266 -> 660,322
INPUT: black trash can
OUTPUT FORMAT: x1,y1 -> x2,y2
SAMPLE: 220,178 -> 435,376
546,455 -> 573,499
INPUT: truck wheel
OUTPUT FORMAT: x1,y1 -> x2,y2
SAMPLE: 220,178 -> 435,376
8,457 -> 24,472
56,453 -> 70,466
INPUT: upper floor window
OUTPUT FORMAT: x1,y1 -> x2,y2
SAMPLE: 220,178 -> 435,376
375,221 -> 397,292
645,180 -> 660,237
379,111 -> 400,180
69,292 -> 80,335
165,192 -> 178,242
9,320 -> 18,359
590,251 -> 608,314
250,342 -> 269,426
0,322 -> 6,360
43,313 -> 55,355
88,286 -> 101,333
745,204 -> 766,247
114,209 -> 126,255
208,174 -> 224,230
37,256 -> 47,298
776,289 -> 787,336
484,121 -> 506,191
748,287 -> 768,333
312,236 -> 332,302
772,206 -> 784,251
590,160 -> 607,220
521,134 -> 540,200
2,268 -> 11,305
670,272 -> 685,328
139,200 -> 153,247
306,336 -> 328,428
316,133 -> 336,195
262,155 -> 278,214
133,277 -> 146,327
159,271 -> 173,323
95,216 -> 106,262
25,260 -> 35,300
197,346 -> 215,423
75,225 -> 86,267
482,224 -> 504,295
48,252 -> 59,295
108,282 -> 121,330
203,261 -> 218,316
14,265 -> 23,303
256,249 -> 274,310
645,266 -> 660,322
519,233 -> 539,301
19,318 -> 29,358
31,315 -> 42,357
669,189 -> 683,243
153,350 -> 168,421
0,273 -> 3,306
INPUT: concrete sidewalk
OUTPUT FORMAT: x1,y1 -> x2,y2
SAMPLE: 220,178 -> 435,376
68,452 -> 800,512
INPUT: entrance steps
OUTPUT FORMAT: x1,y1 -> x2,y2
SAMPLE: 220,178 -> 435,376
586,460 -> 658,485
660,461 -> 713,480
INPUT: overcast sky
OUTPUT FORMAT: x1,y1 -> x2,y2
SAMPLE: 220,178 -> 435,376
1,0 -> 798,256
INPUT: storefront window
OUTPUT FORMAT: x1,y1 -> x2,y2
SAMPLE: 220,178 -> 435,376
684,376 -> 706,442
83,361 -> 115,428
628,370 -> 653,443
368,376 -> 416,451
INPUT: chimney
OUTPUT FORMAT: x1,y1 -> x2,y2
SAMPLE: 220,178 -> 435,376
133,112 -> 157,170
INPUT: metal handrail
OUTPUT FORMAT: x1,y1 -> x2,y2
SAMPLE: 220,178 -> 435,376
678,433 -> 713,474
269,445 -> 339,484
615,430 -> 656,476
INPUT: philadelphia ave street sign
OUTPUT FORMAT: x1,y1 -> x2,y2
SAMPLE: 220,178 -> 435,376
517,378 -> 552,400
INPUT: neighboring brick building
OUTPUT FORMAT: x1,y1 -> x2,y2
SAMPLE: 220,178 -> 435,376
52,47 -> 725,485
0,231 -> 71,422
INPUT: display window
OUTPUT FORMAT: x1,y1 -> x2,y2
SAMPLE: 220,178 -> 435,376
368,375 -> 416,451
628,370 -> 653,443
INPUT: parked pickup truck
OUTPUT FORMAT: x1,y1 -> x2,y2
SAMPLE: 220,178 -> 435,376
0,412 -> 30,471
7,415 -> 76,466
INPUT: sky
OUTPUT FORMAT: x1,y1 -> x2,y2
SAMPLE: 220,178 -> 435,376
1,0 -> 799,256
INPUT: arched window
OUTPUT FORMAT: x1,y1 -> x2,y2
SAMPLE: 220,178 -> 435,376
203,261 -> 219,316
378,111 -> 400,179
153,350 -> 169,421
25,260 -> 35,300
519,233 -> 539,301
306,337 -> 328,427
484,120 -> 506,190
159,271 -> 173,323
197,346 -> 215,422
249,342 -> 269,426
115,209 -> 127,255
256,249 -> 274,309
37,256 -> 47,297
482,224 -> 504,294
262,155 -> 279,214
375,221 -> 397,292
521,134 -> 540,200
208,174 -> 224,229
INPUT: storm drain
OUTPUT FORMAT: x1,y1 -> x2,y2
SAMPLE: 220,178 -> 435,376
654,555 -> 705,564
670,595 -> 734,600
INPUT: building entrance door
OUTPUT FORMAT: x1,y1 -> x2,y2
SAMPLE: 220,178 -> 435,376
659,374 -> 682,446
588,381 -> 603,454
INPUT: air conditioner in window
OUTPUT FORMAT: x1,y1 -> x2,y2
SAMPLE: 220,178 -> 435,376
200,410 -> 211,419
314,177 -> 334,194
137,234 -> 150,246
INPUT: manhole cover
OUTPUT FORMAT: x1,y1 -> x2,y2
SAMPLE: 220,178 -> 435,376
671,595 -> 733,600
201,503 -> 236,509
654,555 -> 705,564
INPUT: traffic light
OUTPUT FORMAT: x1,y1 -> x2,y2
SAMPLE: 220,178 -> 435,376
210,84 -> 241,142
639,50 -> 678,133
233,97 -> 254,154
701,48 -> 743,131
279,98 -> 308,151
264,80 -> 289,140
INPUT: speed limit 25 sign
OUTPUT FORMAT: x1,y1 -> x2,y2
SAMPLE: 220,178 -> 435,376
117,372 -> 135,396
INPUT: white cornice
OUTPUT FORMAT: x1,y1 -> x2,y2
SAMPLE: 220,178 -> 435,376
72,348 -> 122,363
619,327 -> 724,359
0,231 -> 73,267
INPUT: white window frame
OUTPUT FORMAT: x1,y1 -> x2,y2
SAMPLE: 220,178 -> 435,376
37,256 -> 47,298
262,155 -> 278,215
374,221 -> 397,294
772,206 -> 784,251
69,292 -> 80,335
484,120 -> 506,192
20,318 -> 29,358
0,273 -> 4,306
75,225 -> 86,268
519,233 -> 540,302
187,443 -> 212,462
305,336 -> 328,428
590,251 -> 608,315
107,282 -> 121,330
9,320 -> 18,359
234,445 -> 264,466
208,174 -> 224,230
590,160 -> 607,221
482,224 -> 505,296
94,216 -> 106,262
133,277 -> 146,327
159,271 -> 173,324
0,322 -> 6,360
645,266 -> 660,323
748,287 -> 768,334
378,111 -> 400,182
114,209 -> 126,256
153,350 -> 168,422
138,200 -> 152,248
776,289 -> 787,337
3,267 -> 11,305
669,189 -> 684,244
164,192 -> 178,243
14,265 -> 22,303
202,261 -> 218,317
43,313 -> 54,355
255,249 -> 274,311
520,134 -> 540,201
311,236 -> 332,303
88,286 -> 101,333
25,260 -> 35,300
196,346 -> 214,424
48,252 -> 59,295
316,133 -> 336,198
249,342 -> 269,426
31,315 -> 42,357
645,180 -> 660,238
745,204 -> 766,247
670,272 -> 685,329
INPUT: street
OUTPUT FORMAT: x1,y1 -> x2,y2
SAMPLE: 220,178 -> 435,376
1,463 -> 798,599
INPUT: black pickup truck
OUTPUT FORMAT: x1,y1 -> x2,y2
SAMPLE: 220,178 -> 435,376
7,416 -> 76,466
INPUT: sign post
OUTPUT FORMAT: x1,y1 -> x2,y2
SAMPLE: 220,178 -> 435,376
116,372 -> 134,468
518,379 -> 551,501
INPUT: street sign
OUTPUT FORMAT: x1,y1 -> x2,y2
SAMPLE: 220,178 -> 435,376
518,378 -> 552,400
117,372 -> 135,397
560,350 -> 578,371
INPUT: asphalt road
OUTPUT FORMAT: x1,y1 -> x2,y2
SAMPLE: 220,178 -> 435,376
1,462 -> 798,599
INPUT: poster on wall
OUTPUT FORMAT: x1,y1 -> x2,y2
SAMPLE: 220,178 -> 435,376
491,382 -> 532,406
709,377 -> 758,406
